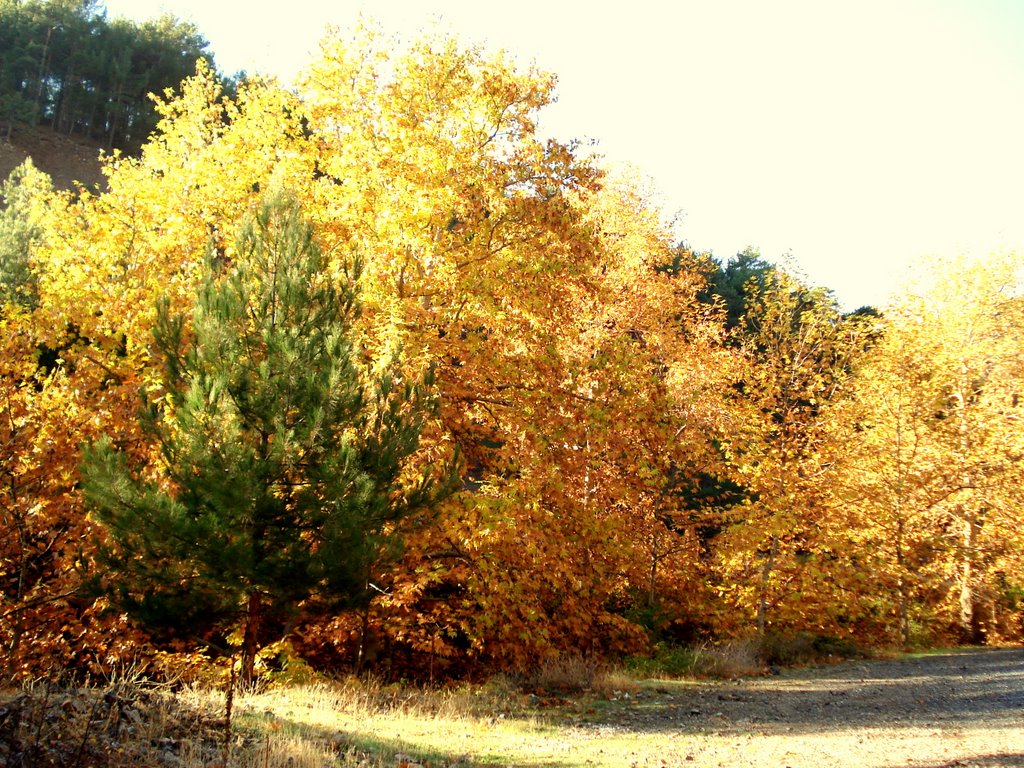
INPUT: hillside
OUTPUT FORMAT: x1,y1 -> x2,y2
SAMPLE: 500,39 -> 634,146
1,125 -> 107,192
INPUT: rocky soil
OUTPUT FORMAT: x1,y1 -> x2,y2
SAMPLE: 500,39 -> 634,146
1,125 -> 106,191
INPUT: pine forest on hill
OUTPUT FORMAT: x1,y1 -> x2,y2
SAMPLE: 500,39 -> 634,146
0,0 -> 221,151
1,3 -> 1023,686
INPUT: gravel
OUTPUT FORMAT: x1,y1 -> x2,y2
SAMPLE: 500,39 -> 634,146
583,648 -> 1024,768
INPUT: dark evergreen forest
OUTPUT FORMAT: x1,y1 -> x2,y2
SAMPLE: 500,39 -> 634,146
0,0 -> 226,150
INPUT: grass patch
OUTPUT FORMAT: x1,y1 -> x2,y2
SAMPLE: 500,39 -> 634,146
623,633 -> 865,681
900,645 -> 995,659
518,655 -> 641,698
625,640 -> 764,679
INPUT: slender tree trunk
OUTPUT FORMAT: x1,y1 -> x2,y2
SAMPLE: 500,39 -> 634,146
894,417 -> 911,648
240,590 -> 262,689
895,513 -> 910,647
33,26 -> 52,126
954,365 -> 983,645
355,562 -> 376,675
106,80 -> 123,151
4,521 -> 27,678
897,580 -> 910,647
648,532 -> 659,610
3,471 -> 27,678
757,534 -> 778,635
356,601 -> 371,675
958,515 -> 983,644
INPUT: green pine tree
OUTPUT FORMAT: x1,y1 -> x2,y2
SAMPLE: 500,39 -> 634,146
82,190 -> 458,686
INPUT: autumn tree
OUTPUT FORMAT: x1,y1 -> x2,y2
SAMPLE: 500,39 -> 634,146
13,26 -> 749,672
835,253 -> 1024,644
712,266 -> 867,637
81,191 -> 457,687
294,28 -> 628,666
1,63 -> 315,678
827,315 -> 955,644
0,160 -> 88,680
11,23 -> 843,676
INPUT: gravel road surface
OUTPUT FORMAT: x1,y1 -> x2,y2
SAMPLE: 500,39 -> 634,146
583,648 -> 1024,767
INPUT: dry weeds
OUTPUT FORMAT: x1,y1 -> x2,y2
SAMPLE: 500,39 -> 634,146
2,648 -> 1020,767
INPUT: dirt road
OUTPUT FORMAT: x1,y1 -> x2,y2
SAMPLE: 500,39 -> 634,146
580,648 -> 1024,768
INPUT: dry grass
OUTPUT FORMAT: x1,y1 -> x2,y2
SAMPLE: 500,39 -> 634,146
521,654 -> 643,698
699,639 -> 764,678
0,660 -> 650,768
0,643 -> 820,768
0,648 -> 758,768
3,646 -> 1014,768
0,672 -> 542,767
0,676 -> 222,768
0,646 -> 762,768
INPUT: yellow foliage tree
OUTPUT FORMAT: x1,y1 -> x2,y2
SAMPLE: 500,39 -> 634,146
835,253 -> 1024,644
713,269 -> 869,638
7,27 -> 742,674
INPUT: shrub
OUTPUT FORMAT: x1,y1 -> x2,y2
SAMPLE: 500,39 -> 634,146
625,640 -> 763,680
756,631 -> 862,667
523,654 -> 598,694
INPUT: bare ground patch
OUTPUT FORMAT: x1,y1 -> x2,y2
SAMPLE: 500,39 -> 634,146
573,648 -> 1024,768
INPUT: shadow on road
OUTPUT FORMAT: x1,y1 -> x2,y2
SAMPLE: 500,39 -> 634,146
884,755 -> 1024,768
598,647 -> 1024,736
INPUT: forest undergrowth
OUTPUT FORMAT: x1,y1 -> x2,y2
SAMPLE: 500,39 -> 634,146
0,635 -> 869,768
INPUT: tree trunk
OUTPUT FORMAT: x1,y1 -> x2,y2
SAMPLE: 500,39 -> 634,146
240,590 -> 262,689
898,591 -> 910,647
895,516 -> 910,647
757,535 -> 778,635
958,515 -> 984,644
953,365 -> 984,645
356,601 -> 371,675
3,477 -> 28,679
648,533 -> 659,610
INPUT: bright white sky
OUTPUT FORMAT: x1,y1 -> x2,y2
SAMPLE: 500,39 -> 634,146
99,0 -> 1024,310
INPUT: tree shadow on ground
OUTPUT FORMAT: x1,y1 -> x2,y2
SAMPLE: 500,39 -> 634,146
592,647 -> 1024,736
885,755 -> 1024,768
253,712 -> 560,768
